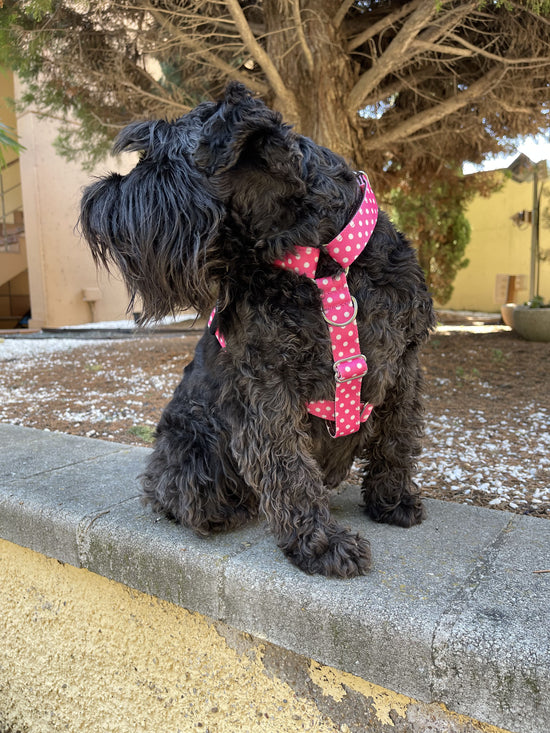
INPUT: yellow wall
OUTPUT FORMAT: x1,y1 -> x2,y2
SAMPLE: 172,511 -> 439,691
0,70 -> 24,264
0,67 -> 18,164
0,538 -> 511,733
442,173 -> 550,312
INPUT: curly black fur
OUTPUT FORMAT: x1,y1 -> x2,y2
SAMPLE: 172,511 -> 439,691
80,82 -> 436,578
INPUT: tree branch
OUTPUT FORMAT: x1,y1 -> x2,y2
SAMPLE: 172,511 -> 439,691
347,0 -> 423,52
347,1 -> 437,114
292,0 -> 314,73
508,1 -> 550,26
446,32 -> 550,66
333,0 -> 355,30
367,67 -> 504,150
116,77 -> 191,114
413,3 -> 479,46
359,66 -> 445,108
225,0 -> 297,113
148,6 -> 268,95
413,40 -> 473,58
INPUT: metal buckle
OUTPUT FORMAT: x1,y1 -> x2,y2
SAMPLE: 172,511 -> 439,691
322,296 -> 358,327
326,422 -> 337,438
333,354 -> 368,383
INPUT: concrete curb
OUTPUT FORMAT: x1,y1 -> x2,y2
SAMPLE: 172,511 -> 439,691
1,423 -> 548,732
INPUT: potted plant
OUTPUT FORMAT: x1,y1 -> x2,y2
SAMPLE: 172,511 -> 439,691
512,296 -> 550,342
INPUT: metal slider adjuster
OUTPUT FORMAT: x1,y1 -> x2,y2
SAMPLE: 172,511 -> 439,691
322,296 -> 358,327
360,402 -> 374,419
333,354 -> 368,383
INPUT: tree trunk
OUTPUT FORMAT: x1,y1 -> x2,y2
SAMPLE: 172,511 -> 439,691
263,0 -> 362,166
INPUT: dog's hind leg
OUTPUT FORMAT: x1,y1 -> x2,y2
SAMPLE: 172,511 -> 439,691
142,389 -> 258,535
361,347 -> 426,527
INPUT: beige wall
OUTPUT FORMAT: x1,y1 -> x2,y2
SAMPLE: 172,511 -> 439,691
441,173 -> 550,313
0,538 -> 509,733
14,76 -> 131,328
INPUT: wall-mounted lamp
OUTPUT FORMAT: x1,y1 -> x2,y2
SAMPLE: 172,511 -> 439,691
510,210 -> 533,228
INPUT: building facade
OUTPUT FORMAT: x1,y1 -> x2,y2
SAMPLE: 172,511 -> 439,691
1,70 -> 130,329
1,68 -> 549,326
444,167 -> 550,312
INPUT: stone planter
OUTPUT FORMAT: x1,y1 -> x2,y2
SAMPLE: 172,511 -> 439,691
511,305 -> 550,342
500,303 -> 516,328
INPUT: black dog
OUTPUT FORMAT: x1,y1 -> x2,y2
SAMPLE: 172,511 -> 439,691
80,83 -> 435,578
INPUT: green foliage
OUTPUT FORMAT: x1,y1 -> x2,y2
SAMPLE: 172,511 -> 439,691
389,176 -> 470,305
389,171 -> 503,305
128,425 -> 156,443
84,362 -> 104,373
3,0 -> 53,22
525,295 -> 547,308
455,365 -> 480,383
2,0 -> 550,182
491,0 -> 550,10
0,0 -> 232,167
0,122 -> 25,166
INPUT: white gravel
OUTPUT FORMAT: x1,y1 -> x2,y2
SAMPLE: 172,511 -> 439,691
1,326 -> 548,516
0,337 -> 109,361
417,408 -> 550,508
0,337 -> 178,438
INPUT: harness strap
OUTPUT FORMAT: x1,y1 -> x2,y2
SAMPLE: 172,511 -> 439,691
211,173 -> 379,438
208,309 -> 226,348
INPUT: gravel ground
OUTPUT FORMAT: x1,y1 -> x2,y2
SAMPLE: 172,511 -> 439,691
1,321 -> 549,519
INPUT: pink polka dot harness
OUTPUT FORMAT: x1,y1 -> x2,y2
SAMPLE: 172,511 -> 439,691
209,173 -> 379,438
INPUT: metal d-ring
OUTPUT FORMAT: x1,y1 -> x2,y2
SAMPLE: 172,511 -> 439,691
355,170 -> 371,187
322,296 -> 358,327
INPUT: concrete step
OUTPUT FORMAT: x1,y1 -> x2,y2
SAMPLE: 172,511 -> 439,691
0,423 -> 548,732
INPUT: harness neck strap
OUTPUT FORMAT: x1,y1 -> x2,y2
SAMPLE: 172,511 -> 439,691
275,173 -> 378,276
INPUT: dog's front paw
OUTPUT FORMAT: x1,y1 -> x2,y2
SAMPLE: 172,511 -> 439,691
283,523 -> 372,578
365,492 -> 425,528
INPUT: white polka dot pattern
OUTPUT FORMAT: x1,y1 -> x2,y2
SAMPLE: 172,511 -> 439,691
313,269 -> 369,436
273,246 -> 319,278
326,177 -> 378,268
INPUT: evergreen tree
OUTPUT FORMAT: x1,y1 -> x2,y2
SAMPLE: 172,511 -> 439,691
2,1 -> 549,299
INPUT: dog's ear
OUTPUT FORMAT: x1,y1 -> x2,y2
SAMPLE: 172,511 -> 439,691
112,119 -> 174,157
112,102 -> 216,160
194,83 -> 302,177
80,119 -> 226,321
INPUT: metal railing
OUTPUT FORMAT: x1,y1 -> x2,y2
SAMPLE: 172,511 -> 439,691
0,158 -> 24,253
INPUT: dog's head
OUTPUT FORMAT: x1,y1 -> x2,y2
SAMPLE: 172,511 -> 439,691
80,83 -> 358,320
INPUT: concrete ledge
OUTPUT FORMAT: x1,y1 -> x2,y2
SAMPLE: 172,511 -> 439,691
1,424 -> 548,732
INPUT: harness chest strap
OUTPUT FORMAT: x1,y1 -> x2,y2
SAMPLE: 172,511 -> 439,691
210,173 -> 379,438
